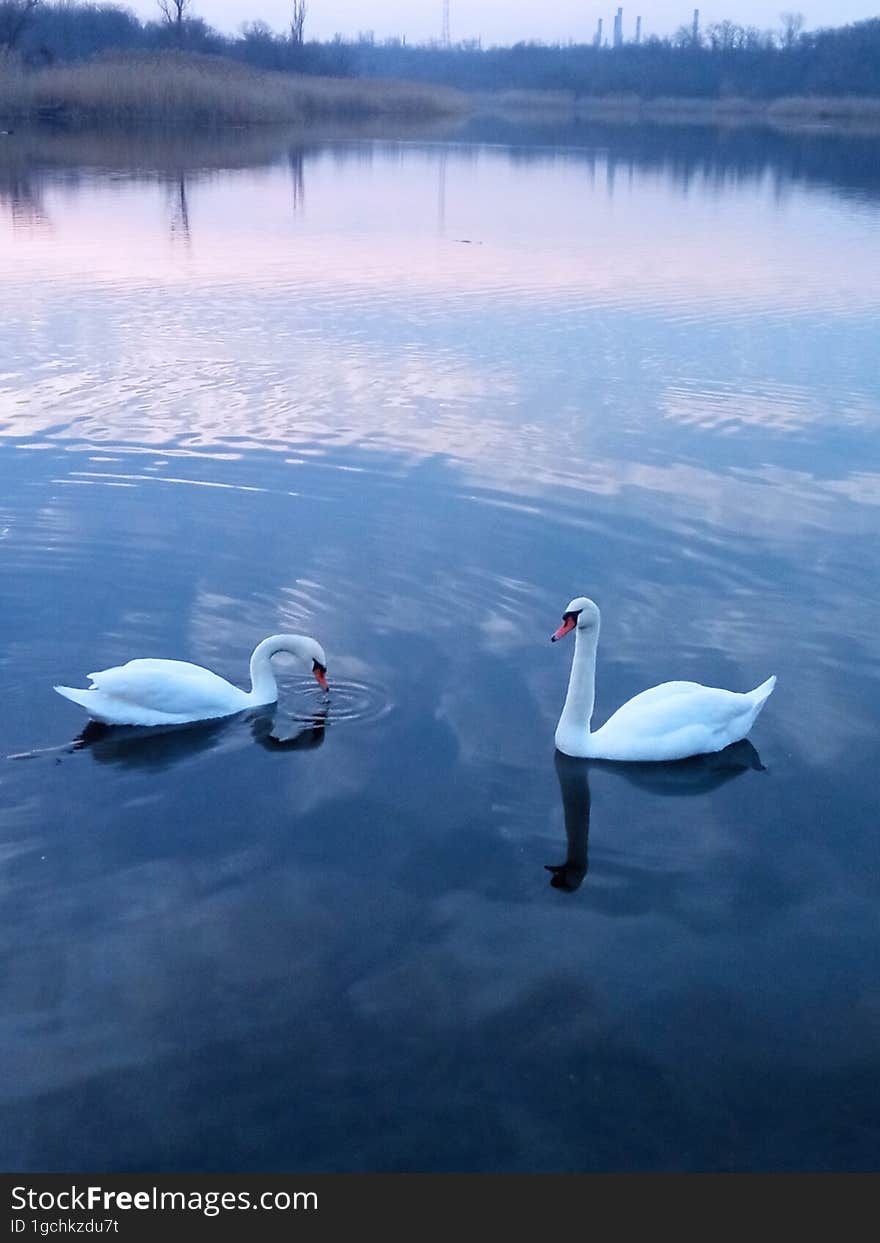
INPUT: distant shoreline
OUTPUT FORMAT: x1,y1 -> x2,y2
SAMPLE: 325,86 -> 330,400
2,52 -> 879,136
475,90 -> 880,133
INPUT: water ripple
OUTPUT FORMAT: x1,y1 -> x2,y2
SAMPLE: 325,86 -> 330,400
280,676 -> 393,727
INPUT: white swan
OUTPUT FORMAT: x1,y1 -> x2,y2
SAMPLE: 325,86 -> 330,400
551,597 -> 775,761
54,634 -> 328,727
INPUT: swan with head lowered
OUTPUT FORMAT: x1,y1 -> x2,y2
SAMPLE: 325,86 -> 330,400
551,597 -> 775,761
54,634 -> 329,727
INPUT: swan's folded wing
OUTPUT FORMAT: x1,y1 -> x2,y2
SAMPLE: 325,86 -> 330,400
610,680 -> 707,710
596,681 -> 754,743
87,659 -> 242,715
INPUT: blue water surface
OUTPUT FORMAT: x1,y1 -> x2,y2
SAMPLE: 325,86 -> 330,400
1,118 -> 878,1171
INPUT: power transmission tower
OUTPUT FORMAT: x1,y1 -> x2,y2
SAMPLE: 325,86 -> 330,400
441,0 -> 450,46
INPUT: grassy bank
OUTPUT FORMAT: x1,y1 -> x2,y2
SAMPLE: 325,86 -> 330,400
0,51 -> 465,127
476,89 -> 880,132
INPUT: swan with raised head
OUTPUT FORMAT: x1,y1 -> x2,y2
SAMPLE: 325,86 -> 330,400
551,597 -> 775,761
55,634 -> 329,727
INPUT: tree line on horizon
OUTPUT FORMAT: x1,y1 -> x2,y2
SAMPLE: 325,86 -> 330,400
1,2 -> 879,99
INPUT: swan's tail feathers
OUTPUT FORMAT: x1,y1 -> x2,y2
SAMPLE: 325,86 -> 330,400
54,685 -> 94,712
752,674 -> 777,702
748,675 -> 777,721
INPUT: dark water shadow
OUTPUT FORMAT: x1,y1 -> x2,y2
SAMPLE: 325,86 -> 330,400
67,707 -> 326,771
4,114 -> 880,222
454,114 -> 880,205
590,737 -> 765,794
547,740 -> 765,892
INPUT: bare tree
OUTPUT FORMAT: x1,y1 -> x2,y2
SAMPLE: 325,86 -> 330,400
290,0 -> 306,46
671,23 -> 700,48
779,11 -> 804,49
706,20 -> 746,51
157,0 -> 191,45
0,0 -> 41,51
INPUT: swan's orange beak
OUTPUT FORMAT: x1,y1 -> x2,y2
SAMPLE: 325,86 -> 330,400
551,615 -> 577,642
313,662 -> 329,692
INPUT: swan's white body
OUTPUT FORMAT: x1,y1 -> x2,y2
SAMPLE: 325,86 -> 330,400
55,634 -> 327,727
553,597 -> 775,762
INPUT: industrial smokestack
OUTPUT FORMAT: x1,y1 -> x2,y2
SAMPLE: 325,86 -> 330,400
692,8 -> 700,43
635,15 -> 641,44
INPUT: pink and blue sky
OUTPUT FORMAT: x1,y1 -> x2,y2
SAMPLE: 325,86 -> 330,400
124,1 -> 880,44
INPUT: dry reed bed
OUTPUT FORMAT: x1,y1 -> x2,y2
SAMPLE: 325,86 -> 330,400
0,52 -> 464,126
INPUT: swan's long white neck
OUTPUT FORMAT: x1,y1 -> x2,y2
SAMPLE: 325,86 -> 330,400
555,622 -> 598,749
247,635 -> 315,706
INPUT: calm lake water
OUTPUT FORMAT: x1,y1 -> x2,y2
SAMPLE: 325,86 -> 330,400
1,119 -> 878,1172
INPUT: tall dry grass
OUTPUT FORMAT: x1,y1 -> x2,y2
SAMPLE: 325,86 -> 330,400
0,51 -> 465,127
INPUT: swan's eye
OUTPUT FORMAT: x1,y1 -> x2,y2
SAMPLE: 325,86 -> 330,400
563,610 -> 581,623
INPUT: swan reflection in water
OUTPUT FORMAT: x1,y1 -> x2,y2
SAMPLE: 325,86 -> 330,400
546,739 -> 765,893
68,707 -> 327,771
546,750 -> 592,891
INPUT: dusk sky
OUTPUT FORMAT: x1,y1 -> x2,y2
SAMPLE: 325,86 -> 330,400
126,1 -> 880,44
